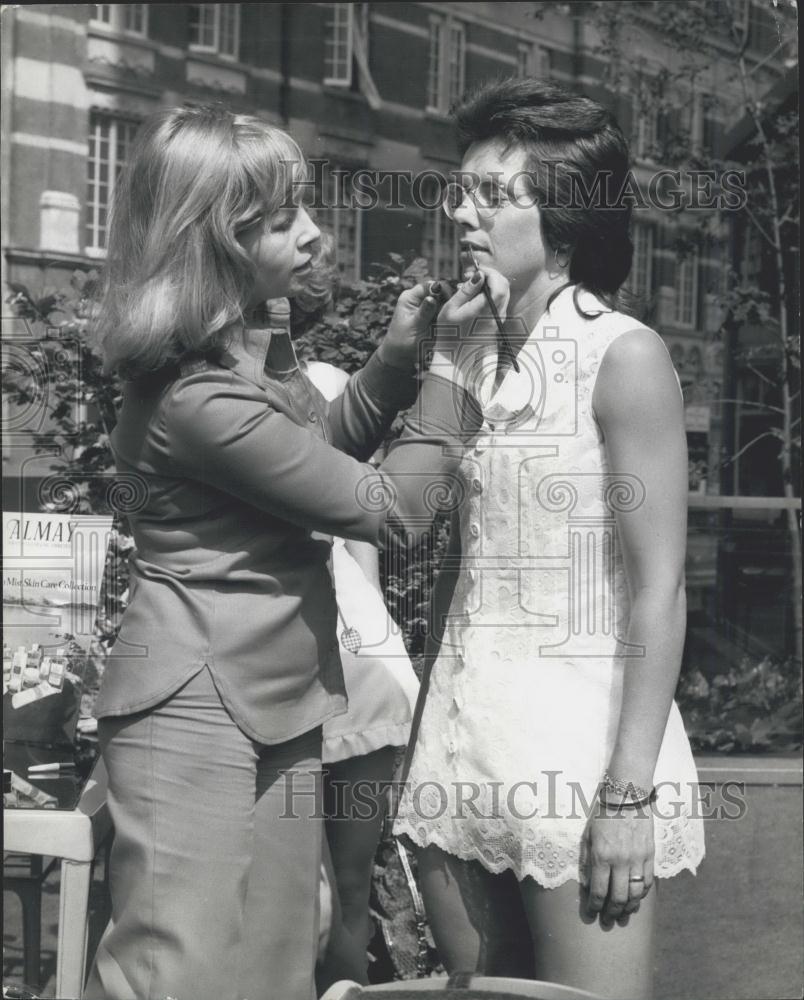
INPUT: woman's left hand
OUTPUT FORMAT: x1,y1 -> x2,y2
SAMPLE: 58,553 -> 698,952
584,806 -> 655,923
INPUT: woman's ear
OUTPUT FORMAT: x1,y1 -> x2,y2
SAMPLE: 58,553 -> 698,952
546,243 -> 571,279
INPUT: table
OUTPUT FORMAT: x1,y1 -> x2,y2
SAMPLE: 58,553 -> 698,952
4,757 -> 111,999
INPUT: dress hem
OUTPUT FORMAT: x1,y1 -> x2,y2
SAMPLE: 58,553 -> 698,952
394,820 -> 706,889
322,721 -> 411,765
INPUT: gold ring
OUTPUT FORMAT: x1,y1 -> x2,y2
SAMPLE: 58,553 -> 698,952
628,876 -> 645,883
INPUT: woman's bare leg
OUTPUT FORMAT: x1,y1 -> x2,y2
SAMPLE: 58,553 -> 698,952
417,844 -> 535,977
519,877 -> 657,999
316,747 -> 396,991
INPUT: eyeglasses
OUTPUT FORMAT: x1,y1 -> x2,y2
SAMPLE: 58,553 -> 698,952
441,179 -> 511,221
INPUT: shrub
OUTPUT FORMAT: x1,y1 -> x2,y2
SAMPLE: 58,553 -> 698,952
677,654 -> 803,753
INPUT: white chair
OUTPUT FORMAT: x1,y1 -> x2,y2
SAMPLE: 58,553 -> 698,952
3,758 -> 111,999
321,974 -> 601,998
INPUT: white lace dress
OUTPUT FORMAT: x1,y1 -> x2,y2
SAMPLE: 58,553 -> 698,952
394,286 -> 706,888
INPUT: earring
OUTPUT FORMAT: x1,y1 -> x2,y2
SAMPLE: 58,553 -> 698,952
554,246 -> 571,270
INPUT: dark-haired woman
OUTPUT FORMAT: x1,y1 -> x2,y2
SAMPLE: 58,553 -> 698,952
394,79 -> 705,999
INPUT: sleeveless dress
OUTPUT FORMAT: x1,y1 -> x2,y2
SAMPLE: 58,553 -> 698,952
305,360 -> 419,765
394,285 -> 706,887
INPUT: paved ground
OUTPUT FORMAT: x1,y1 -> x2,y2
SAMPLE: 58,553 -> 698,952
4,763 -> 803,999
654,779 -> 803,1000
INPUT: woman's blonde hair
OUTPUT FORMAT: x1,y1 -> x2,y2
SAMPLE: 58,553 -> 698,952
97,105 -> 307,378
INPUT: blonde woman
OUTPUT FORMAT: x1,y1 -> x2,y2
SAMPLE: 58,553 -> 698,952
84,105 -> 504,1000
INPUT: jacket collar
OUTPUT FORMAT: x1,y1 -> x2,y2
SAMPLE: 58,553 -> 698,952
217,298 -> 294,387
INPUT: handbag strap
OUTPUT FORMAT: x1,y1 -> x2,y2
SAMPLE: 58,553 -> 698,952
387,650 -> 436,829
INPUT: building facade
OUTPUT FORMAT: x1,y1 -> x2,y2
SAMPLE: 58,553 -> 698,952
1,2 -> 790,496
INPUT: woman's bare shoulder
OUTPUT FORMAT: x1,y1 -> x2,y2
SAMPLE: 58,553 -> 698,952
594,325 -> 682,423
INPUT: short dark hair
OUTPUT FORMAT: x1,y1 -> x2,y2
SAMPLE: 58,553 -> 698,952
453,77 -> 633,304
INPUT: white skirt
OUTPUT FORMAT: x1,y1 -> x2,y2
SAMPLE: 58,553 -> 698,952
394,642 -> 706,888
322,540 -> 418,765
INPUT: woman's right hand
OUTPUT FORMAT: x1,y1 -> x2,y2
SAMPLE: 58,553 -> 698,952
430,267 -> 510,391
435,267 -> 510,343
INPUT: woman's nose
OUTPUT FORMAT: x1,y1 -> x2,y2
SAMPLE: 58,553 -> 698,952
297,207 -> 321,246
452,192 -> 480,227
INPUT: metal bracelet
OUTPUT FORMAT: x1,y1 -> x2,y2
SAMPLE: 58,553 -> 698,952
602,770 -> 655,804
598,790 -> 657,812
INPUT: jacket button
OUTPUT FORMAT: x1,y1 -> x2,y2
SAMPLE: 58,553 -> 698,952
308,411 -> 318,422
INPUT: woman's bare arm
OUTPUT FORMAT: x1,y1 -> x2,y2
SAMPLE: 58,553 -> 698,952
585,326 -> 688,923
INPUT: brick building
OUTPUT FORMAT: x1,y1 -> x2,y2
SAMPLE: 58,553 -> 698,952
1,1 -> 791,496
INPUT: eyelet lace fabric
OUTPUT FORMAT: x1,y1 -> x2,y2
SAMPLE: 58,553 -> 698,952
395,287 -> 706,887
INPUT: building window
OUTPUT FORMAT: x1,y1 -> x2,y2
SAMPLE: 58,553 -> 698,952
427,15 -> 465,114
323,4 -> 379,104
630,222 -> 654,299
422,194 -> 461,278
86,114 -> 138,253
517,42 -> 551,79
674,250 -> 699,328
188,4 -> 240,60
316,166 -> 362,281
91,4 -> 149,37
324,3 -> 354,85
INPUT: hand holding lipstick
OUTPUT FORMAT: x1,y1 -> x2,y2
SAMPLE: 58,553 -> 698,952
466,248 -> 519,374
424,265 -> 512,397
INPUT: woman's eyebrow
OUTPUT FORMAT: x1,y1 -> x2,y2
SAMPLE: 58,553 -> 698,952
474,171 -> 507,188
456,170 -> 504,188
235,212 -> 264,232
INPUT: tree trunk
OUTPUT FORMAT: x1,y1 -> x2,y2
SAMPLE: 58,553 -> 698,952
737,52 -> 803,666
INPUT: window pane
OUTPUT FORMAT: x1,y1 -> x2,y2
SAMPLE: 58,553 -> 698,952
448,24 -> 465,106
188,5 -> 201,45
93,5 -> 112,24
202,5 -> 216,47
220,3 -> 240,58
630,223 -> 653,299
517,43 -> 532,78
189,4 -> 216,48
427,18 -> 443,109
116,122 -> 136,177
317,167 -> 360,280
537,45 -> 552,79
86,115 -> 137,251
325,3 -> 352,83
124,5 -> 146,34
675,253 -> 698,326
